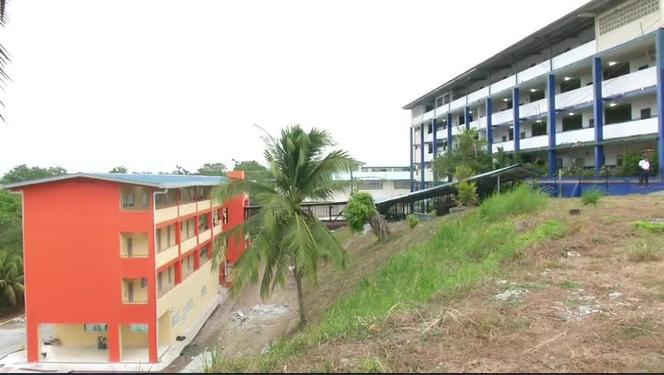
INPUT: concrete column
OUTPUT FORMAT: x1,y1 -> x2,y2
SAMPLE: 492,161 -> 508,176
26,319 -> 39,362
486,97 -> 493,155
420,124 -> 425,189
513,87 -> 521,153
409,127 -> 414,192
656,30 -> 664,178
547,74 -> 557,177
108,322 -> 120,362
593,57 -> 605,175
149,321 -> 158,363
432,118 -> 438,157
464,106 -> 471,131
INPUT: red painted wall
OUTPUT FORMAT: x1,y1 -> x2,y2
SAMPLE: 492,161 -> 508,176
224,171 -> 247,264
17,178 -> 157,362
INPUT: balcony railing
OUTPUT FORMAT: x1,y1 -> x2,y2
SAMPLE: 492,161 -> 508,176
181,236 -> 197,253
520,135 -> 548,150
604,117 -> 658,140
156,244 -> 178,269
556,85 -> 593,110
492,109 -> 513,125
603,66 -> 656,99
552,40 -> 596,70
556,127 -> 594,146
521,99 -> 547,118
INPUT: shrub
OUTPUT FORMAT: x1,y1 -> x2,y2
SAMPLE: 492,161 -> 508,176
581,188 -> 603,206
344,192 -> 376,233
479,184 -> 548,221
628,239 -> 661,262
454,164 -> 478,207
406,214 -> 418,230
633,221 -> 664,233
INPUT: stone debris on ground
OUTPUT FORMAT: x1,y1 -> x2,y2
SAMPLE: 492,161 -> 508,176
494,282 -> 528,302
230,304 -> 290,326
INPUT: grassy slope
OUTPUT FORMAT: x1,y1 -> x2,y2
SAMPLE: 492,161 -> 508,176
207,185 -> 568,372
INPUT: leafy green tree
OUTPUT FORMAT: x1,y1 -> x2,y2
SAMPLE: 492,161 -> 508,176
454,164 -> 478,207
0,190 -> 21,256
109,166 -> 128,174
343,192 -> 389,239
433,128 -> 491,181
172,165 -> 191,175
0,251 -> 23,308
196,163 -> 227,176
1,165 -> 67,184
215,125 -> 354,325
232,160 -> 271,183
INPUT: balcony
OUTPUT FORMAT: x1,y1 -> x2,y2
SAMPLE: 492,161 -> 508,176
156,244 -> 178,269
468,87 -> 490,103
122,278 -> 148,304
197,199 -> 211,212
181,236 -> 197,253
179,202 -> 197,216
603,66 -> 656,99
552,40 -> 596,70
422,109 -> 435,122
120,233 -> 148,258
604,117 -> 658,140
556,85 -> 593,110
518,61 -> 550,84
520,135 -> 549,150
212,224 -> 222,236
493,140 -> 514,153
520,99 -> 547,118
490,75 -> 517,95
492,109 -> 513,125
556,127 -> 594,146
450,97 -> 467,111
198,229 -> 212,244
155,205 -> 178,224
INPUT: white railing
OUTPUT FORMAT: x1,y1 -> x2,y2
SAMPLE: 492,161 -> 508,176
556,127 -> 594,146
436,128 -> 447,140
493,141 -> 514,153
468,87 -> 490,103
517,61 -> 550,84
520,135 -> 549,150
423,109 -> 435,122
450,97 -> 467,111
411,114 -> 424,126
520,99 -> 547,118
424,131 -> 433,142
555,85 -> 593,110
469,120 -> 480,130
604,117 -> 658,140
198,230 -> 211,244
552,40 -> 597,70
197,200 -> 210,211
156,245 -> 179,269
490,75 -> 517,95
155,205 -> 178,224
179,202 -> 197,217
181,236 -> 197,253
603,66 -> 656,99
478,116 -> 487,130
492,109 -> 513,125
434,104 -> 449,118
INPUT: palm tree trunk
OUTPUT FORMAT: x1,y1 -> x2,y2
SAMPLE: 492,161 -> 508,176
292,257 -> 307,325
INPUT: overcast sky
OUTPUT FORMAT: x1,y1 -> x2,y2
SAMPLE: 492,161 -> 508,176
0,0 -> 588,174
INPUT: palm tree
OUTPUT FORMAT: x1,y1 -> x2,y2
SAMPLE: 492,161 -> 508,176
0,251 -> 24,308
1,0 -> 9,122
214,125 -> 354,325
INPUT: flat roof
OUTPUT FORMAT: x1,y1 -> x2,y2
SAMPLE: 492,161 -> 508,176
2,173 -> 230,190
402,0 -> 617,110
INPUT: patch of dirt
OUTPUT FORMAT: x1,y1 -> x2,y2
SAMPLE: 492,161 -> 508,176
164,216 -> 451,372
278,196 -> 664,373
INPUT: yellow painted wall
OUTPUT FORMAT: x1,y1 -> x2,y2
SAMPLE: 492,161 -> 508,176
53,324 -> 106,347
120,233 -> 149,257
120,325 -> 148,347
156,262 -> 220,342
157,311 -> 172,347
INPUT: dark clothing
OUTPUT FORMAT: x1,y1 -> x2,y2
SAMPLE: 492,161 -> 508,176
639,169 -> 650,186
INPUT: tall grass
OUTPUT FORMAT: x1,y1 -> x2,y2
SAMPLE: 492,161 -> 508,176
207,185 -> 563,372
581,187 -> 603,206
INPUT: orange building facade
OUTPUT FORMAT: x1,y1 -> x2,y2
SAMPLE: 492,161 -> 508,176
6,172 -> 247,363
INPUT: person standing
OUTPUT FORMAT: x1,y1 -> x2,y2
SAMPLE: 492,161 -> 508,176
638,156 -> 651,187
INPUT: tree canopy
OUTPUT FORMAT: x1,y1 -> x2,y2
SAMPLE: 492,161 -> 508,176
1,165 -> 68,184
196,163 -> 227,176
232,160 -> 271,182
109,166 -> 128,174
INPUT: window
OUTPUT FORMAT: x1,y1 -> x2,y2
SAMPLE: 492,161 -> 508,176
122,192 -> 135,208
560,78 -> 581,93
435,97 -> 443,107
158,273 -> 163,291
167,267 -> 172,283
606,103 -> 632,124
126,237 -> 133,257
427,144 -> 433,154
641,108 -> 652,119
83,324 -> 108,332
140,278 -> 147,288
598,0 -> 659,35
200,246 -> 210,264
562,114 -> 583,131
223,208 -> 229,224
589,118 -> 594,128
394,181 -> 410,190
167,225 -> 173,247
427,124 -> 432,134
532,121 -> 547,136
501,135 -> 507,142
130,324 -> 148,333
604,61 -> 630,79
508,130 -> 514,141
520,132 -> 526,139
358,181 -> 383,190
458,115 -> 465,125
199,215 -> 209,231
529,90 -> 545,101
142,192 -> 149,209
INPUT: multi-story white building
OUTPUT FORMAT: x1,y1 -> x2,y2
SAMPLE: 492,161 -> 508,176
330,165 -> 412,202
405,0 -> 664,188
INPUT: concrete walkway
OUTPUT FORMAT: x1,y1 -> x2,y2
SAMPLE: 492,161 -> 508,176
0,290 -> 227,373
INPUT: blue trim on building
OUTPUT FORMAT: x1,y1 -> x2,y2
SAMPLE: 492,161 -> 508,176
657,30 -> 664,179
486,97 -> 493,155
447,112 -> 453,150
464,106 -> 471,131
420,123 -> 425,190
432,118 -> 438,157
592,57 -> 604,175
547,74 -> 557,177
512,87 -> 520,153
539,179 -> 664,198
409,127 -> 414,192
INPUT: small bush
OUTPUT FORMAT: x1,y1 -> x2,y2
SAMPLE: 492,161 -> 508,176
406,214 -> 419,230
479,184 -> 548,221
633,221 -> 664,233
628,239 -> 662,262
581,188 -> 603,206
344,192 -> 376,232
359,357 -> 386,373
454,164 -> 478,207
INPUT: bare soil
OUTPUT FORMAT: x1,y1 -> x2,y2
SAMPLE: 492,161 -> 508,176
279,196 -> 664,373
165,217 -> 447,372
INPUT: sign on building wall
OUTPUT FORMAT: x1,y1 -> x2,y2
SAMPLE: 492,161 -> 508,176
130,324 -> 148,333
183,298 -> 193,320
171,309 -> 181,327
